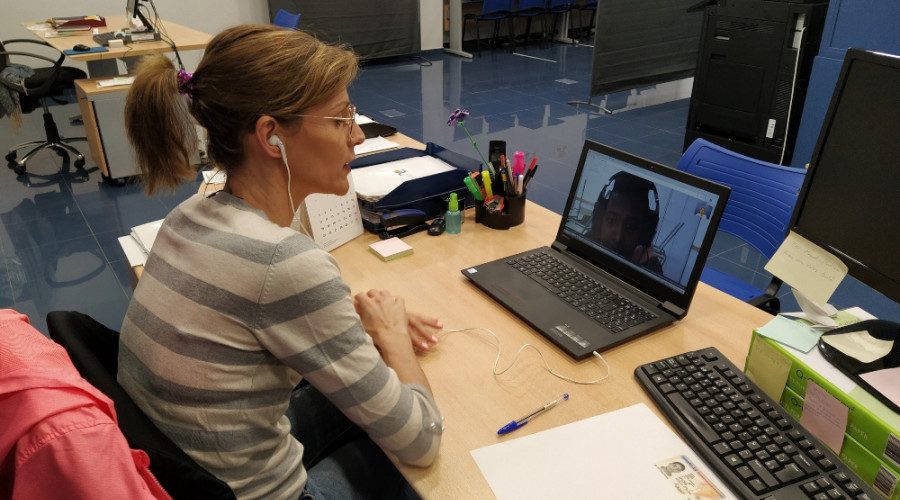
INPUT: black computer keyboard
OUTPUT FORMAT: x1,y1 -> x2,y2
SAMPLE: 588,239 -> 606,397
508,250 -> 656,332
635,346 -> 879,499
92,31 -> 121,47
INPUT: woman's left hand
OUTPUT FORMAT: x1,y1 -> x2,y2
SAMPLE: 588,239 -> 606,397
408,312 -> 441,352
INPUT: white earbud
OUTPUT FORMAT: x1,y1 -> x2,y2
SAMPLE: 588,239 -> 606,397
268,135 -> 299,222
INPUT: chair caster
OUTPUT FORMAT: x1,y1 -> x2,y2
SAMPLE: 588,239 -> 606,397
5,151 -> 16,162
12,162 -> 26,175
74,157 -> 86,169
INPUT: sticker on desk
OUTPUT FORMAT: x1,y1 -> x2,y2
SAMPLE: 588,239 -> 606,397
655,456 -> 726,499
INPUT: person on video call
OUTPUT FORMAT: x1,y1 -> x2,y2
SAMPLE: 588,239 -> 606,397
120,25 -> 441,500
587,171 -> 664,274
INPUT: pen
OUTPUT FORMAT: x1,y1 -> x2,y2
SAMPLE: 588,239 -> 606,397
522,164 -> 538,190
497,393 -> 569,435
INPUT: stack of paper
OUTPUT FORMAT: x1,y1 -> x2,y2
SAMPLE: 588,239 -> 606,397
117,219 -> 163,268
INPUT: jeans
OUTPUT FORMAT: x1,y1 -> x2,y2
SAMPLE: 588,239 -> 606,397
287,383 -> 421,500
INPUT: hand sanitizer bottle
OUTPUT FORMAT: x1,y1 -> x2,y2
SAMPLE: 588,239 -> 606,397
446,192 -> 461,234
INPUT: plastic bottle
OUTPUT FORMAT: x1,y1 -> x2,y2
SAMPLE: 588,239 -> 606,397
446,192 -> 461,234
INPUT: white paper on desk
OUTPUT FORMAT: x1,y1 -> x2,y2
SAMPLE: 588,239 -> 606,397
471,403 -> 735,500
351,156 -> 456,202
354,136 -> 399,156
130,219 -> 163,254
118,235 -> 147,267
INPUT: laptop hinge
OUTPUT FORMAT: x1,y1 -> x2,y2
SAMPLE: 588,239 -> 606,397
551,241 -> 567,252
661,301 -> 684,317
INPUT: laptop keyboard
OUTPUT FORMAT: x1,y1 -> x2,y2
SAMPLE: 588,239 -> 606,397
508,250 -> 656,332
636,347 -> 878,499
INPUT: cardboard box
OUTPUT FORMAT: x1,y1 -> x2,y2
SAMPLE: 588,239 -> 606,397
746,330 -> 900,473
778,385 -> 900,499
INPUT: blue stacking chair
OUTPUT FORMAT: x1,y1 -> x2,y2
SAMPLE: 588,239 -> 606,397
273,9 -> 302,30
513,0 -> 549,47
548,0 -> 576,40
676,138 -> 807,313
463,0 -> 515,57
574,0 -> 597,39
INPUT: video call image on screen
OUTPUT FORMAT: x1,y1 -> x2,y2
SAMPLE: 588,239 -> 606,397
563,153 -> 720,291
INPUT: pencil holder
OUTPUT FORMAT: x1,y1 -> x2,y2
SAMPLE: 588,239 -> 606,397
476,193 -> 526,230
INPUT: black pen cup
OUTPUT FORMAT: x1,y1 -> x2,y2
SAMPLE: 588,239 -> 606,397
476,193 -> 526,230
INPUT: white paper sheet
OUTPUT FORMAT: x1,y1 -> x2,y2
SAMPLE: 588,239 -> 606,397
351,156 -> 456,202
471,403 -> 735,500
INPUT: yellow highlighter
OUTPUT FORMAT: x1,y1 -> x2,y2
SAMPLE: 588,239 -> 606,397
482,171 -> 494,198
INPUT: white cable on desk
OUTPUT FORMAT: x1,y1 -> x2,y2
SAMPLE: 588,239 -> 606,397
440,327 -> 611,385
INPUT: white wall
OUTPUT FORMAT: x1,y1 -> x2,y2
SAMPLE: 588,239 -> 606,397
7,1 -> 442,73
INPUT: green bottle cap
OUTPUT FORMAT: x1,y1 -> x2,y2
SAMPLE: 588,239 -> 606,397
449,192 -> 459,212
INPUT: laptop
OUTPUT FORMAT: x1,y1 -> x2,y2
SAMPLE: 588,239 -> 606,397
462,140 -> 731,360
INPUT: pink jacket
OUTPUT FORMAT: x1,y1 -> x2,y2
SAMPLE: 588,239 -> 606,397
0,309 -> 171,500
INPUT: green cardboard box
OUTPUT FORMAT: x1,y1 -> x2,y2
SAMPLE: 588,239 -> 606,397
778,385 -> 900,499
745,330 -> 900,474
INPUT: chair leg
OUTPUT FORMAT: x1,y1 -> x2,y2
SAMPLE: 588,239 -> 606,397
7,99 -> 88,173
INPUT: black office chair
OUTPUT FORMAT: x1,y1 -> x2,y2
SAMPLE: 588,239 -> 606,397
46,311 -> 236,500
463,0 -> 516,57
1,38 -> 87,175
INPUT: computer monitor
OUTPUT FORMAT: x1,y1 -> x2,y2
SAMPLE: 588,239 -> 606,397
789,48 -> 900,304
126,0 -> 154,32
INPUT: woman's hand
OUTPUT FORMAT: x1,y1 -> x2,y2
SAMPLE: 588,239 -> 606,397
353,289 -> 410,353
408,312 -> 441,352
353,289 -> 431,390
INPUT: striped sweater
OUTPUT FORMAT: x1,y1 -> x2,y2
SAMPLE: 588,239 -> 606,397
118,192 -> 442,500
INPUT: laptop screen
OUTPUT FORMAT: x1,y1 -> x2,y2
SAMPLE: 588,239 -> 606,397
557,141 -> 728,309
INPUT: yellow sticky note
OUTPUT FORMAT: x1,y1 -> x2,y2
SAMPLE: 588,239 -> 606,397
764,231 -> 848,306
745,337 -> 792,400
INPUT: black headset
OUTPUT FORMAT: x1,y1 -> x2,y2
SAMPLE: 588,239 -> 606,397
591,171 -> 660,248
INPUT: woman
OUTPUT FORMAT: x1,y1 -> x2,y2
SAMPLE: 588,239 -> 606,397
120,25 -> 442,499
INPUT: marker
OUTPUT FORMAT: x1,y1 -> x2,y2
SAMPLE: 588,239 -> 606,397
482,170 -> 493,198
497,393 -> 569,435
464,174 -> 484,201
527,156 -> 537,172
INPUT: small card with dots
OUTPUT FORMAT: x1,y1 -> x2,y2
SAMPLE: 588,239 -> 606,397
303,175 -> 364,251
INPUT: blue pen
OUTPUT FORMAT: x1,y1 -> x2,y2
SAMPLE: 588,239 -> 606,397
497,393 -> 569,435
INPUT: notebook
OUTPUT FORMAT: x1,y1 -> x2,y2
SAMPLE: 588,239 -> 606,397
462,140 -> 731,360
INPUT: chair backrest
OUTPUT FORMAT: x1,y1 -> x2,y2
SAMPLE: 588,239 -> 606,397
46,310 -> 236,500
516,0 -> 549,11
549,0 -> 576,12
676,138 -> 807,259
483,0 -> 515,15
273,9 -> 302,29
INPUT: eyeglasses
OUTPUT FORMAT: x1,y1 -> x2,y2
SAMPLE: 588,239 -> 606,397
296,104 -> 357,138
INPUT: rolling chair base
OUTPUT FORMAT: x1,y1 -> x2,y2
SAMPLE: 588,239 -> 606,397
7,138 -> 87,175
6,104 -> 88,175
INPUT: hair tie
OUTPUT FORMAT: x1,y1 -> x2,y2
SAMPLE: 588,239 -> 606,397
177,69 -> 195,98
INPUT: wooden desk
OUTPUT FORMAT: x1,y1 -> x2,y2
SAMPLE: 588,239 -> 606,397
128,134 -> 772,498
332,202 -> 773,499
27,16 -> 211,76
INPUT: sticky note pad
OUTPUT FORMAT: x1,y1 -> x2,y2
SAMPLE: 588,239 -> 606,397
368,237 -> 413,261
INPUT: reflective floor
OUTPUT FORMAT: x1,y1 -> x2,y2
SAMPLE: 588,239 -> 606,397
2,42 -> 896,336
